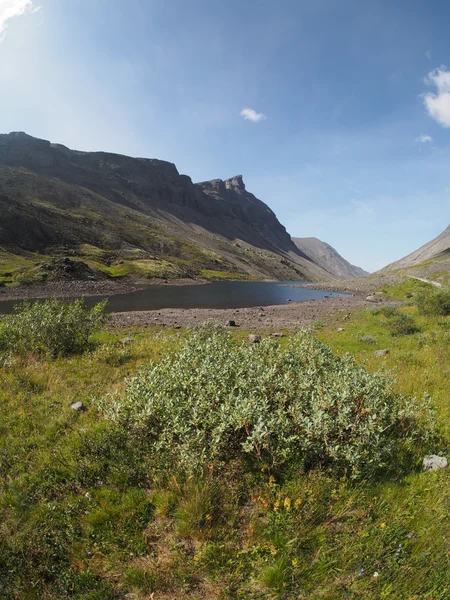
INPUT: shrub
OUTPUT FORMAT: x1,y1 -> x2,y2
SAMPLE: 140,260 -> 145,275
416,287 -> 450,316
384,312 -> 419,336
0,299 -> 107,357
370,305 -> 419,336
96,327 -> 434,479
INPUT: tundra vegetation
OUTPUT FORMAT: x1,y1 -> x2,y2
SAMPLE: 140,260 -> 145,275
0,283 -> 449,599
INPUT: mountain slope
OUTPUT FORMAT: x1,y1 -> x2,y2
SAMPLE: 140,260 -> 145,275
293,237 -> 368,279
381,225 -> 450,271
0,132 -> 331,283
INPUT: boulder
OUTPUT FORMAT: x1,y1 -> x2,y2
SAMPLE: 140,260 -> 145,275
366,295 -> 379,302
271,332 -> 285,338
374,349 -> 390,357
423,455 -> 448,471
225,320 -> 236,327
248,334 -> 261,343
337,328 -> 345,332
71,401 -> 86,412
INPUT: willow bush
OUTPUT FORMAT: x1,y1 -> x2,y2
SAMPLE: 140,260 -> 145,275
0,299 -> 107,357
96,326 -> 434,478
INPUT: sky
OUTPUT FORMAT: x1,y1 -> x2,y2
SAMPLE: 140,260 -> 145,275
1,0 -> 450,271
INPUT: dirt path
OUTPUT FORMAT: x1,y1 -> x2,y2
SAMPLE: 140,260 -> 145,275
109,293 -> 391,331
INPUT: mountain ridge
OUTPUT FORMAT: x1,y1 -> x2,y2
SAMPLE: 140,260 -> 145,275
0,132 -> 331,283
293,237 -> 368,279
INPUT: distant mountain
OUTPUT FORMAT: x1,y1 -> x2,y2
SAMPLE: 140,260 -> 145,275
381,225 -> 450,271
292,237 -> 368,279
0,132 -> 331,283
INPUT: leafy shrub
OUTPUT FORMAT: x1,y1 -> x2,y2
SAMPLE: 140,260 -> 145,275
370,305 -> 419,336
384,312 -> 419,336
370,305 -> 399,317
0,299 -> 107,357
416,287 -> 450,316
356,332 -> 377,344
96,327 -> 434,478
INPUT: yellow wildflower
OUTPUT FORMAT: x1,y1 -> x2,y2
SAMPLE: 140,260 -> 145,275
294,499 -> 302,510
292,558 -> 298,566
283,497 -> 291,511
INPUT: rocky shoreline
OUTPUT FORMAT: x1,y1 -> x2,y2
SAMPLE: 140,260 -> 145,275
0,277 -> 207,301
108,292 -> 392,331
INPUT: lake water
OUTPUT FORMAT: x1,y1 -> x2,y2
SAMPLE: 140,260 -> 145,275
0,281 -> 347,314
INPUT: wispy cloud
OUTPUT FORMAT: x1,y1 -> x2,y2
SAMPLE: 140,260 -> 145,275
240,107 -> 267,122
423,66 -> 450,127
415,134 -> 433,143
0,0 -> 40,41
425,50 -> 432,60
351,199 -> 375,217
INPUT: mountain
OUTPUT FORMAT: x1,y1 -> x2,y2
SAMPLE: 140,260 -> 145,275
381,225 -> 450,271
292,237 -> 368,279
0,132 -> 331,283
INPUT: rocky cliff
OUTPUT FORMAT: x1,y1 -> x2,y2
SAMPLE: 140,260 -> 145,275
0,132 -> 330,282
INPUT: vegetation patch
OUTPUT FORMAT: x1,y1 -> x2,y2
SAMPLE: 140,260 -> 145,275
96,326 -> 434,479
0,299 -> 107,357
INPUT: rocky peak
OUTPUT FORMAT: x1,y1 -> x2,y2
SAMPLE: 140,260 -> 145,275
224,175 -> 245,191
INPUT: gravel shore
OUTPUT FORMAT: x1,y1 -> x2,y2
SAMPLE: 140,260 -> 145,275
109,293 -> 391,331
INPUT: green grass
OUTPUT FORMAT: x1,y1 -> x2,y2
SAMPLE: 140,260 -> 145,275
1,299 -> 449,598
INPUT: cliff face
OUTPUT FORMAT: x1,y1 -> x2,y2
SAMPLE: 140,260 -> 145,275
0,132 -> 330,281
293,237 -> 368,279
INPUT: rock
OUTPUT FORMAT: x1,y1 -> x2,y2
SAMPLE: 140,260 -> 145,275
337,327 -> 345,332
71,401 -> 86,412
374,349 -> 389,357
423,455 -> 448,471
272,332 -> 285,337
120,337 -> 134,345
248,334 -> 261,343
366,295 -> 379,302
225,320 -> 237,327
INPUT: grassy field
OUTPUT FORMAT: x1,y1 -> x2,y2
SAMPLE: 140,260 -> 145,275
0,283 -> 449,599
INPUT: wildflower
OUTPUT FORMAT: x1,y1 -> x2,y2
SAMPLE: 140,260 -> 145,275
193,555 -> 200,562
358,568 -> 365,577
274,500 -> 280,512
294,499 -> 302,510
205,513 -> 211,521
284,497 -> 291,511
292,558 -> 298,566
270,545 -> 278,556
380,522 -> 386,529
407,532 -> 414,539
373,571 -> 379,578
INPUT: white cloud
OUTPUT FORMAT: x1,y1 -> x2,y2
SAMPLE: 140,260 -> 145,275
425,50 -> 432,60
423,66 -> 450,127
0,0 -> 40,41
240,107 -> 267,122
415,134 -> 433,143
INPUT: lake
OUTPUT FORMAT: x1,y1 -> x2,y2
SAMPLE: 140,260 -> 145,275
0,281 -> 347,314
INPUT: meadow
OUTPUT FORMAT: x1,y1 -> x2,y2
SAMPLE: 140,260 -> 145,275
0,283 -> 449,599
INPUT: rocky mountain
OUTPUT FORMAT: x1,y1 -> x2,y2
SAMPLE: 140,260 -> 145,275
0,132 -> 331,283
381,225 -> 450,271
292,237 -> 368,279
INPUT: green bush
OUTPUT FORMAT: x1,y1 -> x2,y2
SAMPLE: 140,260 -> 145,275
416,287 -> 450,316
370,305 -> 419,336
0,299 -> 107,357
385,312 -> 419,336
96,327 -> 434,478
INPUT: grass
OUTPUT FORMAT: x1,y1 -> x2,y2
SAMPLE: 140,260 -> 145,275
1,292 -> 449,598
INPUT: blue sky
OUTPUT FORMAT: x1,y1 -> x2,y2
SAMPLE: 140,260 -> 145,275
1,0 -> 449,271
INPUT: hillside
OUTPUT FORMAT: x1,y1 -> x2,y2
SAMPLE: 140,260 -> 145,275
0,132 -> 331,284
381,225 -> 450,271
293,237 -> 368,279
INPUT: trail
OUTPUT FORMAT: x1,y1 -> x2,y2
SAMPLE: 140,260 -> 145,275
406,275 -> 443,288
